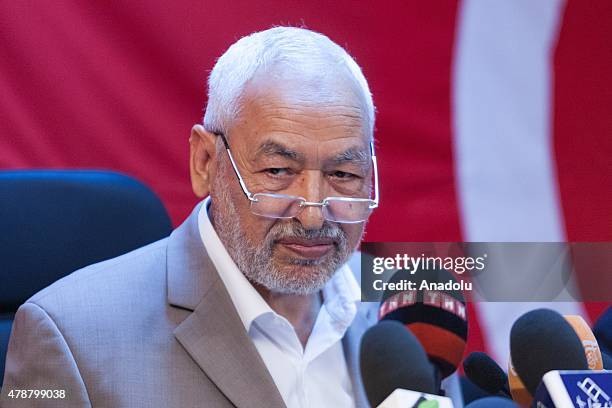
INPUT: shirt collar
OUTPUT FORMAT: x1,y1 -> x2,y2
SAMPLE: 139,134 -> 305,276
197,196 -> 360,332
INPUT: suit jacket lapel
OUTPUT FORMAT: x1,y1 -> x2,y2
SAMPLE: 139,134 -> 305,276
167,203 -> 285,408
174,278 -> 286,408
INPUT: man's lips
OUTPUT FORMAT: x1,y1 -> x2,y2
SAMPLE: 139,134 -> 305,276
276,238 -> 335,259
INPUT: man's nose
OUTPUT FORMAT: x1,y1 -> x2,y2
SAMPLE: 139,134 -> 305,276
293,171 -> 326,230
295,204 -> 325,230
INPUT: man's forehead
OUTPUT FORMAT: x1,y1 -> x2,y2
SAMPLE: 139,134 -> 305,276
250,135 -> 370,169
237,89 -> 368,135
225,67 -> 372,167
236,66 -> 370,130
248,61 -> 366,102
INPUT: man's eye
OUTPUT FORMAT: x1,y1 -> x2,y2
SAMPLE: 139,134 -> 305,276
265,168 -> 290,176
331,171 -> 357,179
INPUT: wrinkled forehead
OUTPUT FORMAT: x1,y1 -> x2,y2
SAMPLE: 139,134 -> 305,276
250,59 -> 371,112
229,69 -> 372,168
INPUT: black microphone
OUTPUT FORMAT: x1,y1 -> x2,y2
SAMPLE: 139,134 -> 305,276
378,267 -> 468,388
594,306 -> 612,356
510,308 -> 588,395
462,351 -> 511,398
359,321 -> 437,407
464,396 -> 519,407
603,351 -> 612,370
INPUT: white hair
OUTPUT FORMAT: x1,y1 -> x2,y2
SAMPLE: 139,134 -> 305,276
203,26 -> 375,136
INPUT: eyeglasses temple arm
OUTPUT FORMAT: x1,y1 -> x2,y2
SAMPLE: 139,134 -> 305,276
370,141 -> 380,208
213,131 -> 255,201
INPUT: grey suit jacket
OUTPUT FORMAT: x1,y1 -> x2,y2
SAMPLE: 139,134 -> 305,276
1,204 -> 376,408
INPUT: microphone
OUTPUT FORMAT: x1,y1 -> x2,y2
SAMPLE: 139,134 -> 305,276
510,308 -> 588,395
464,396 -> 519,407
462,351 -> 511,398
508,312 -> 605,405
359,321 -> 453,407
376,389 -> 454,408
594,306 -> 612,356
532,370 -> 612,407
525,314 -> 611,405
603,352 -> 612,370
565,315 -> 604,370
378,267 -> 468,386
508,358 -> 533,407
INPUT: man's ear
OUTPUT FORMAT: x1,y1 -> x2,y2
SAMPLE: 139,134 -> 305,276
189,124 -> 217,198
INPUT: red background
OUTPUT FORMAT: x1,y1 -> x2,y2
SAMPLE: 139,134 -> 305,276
1,1 -> 610,351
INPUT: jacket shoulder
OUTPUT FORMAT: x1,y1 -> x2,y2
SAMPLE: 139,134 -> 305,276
28,237 -> 169,308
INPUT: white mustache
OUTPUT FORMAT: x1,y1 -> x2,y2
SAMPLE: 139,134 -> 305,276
269,220 -> 346,243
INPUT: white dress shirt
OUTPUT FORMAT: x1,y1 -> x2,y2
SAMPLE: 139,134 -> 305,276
197,197 -> 360,408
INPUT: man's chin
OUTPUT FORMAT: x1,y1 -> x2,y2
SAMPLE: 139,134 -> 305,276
265,258 -> 340,293
243,244 -> 350,295
264,270 -> 330,295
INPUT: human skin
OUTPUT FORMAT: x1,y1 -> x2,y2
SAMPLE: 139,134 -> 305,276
189,68 -> 372,346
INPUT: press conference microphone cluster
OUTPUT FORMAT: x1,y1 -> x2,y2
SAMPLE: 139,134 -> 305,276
359,264 -> 611,407
359,267 -> 469,407
510,309 -> 611,407
463,308 -> 611,407
463,309 -> 612,406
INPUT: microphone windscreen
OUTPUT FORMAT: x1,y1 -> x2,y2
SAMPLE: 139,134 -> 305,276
603,351 -> 612,370
359,320 -> 436,407
464,396 -> 519,407
463,351 -> 508,395
510,308 -> 588,395
564,315 -> 603,370
508,358 -> 532,406
379,268 -> 468,378
593,306 -> 612,355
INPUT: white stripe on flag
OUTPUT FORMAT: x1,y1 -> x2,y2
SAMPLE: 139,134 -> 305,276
452,0 -> 584,367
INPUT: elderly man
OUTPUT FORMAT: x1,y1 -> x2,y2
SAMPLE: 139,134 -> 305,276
1,27 -> 379,407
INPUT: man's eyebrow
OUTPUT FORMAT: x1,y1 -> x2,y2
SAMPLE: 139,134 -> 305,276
255,141 -> 304,162
329,147 -> 370,166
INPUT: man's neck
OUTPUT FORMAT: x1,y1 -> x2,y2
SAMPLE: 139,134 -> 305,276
254,283 -> 322,349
